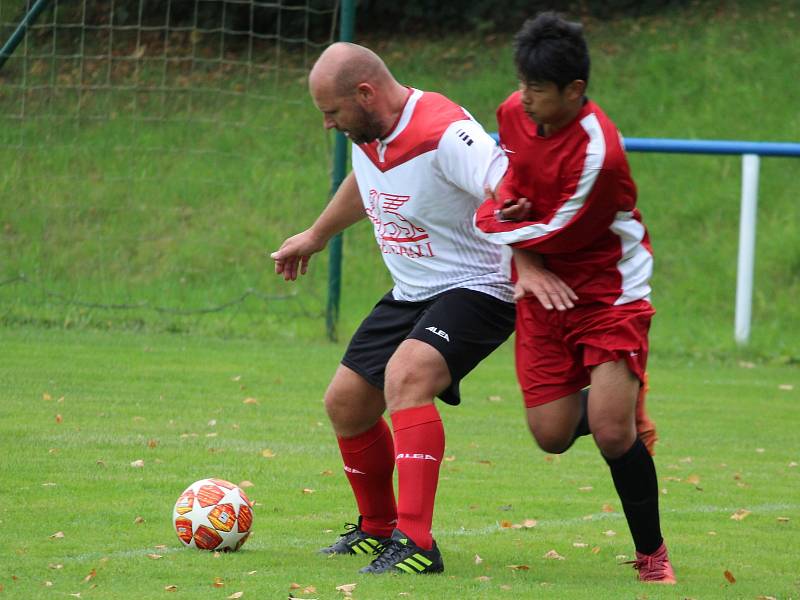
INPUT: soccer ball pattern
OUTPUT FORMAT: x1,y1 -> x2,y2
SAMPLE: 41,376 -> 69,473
173,478 -> 253,551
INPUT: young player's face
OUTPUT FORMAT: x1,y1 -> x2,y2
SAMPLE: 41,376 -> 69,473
518,79 -> 583,131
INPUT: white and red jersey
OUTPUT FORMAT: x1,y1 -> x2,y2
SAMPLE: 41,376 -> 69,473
474,92 -> 653,306
352,88 -> 513,303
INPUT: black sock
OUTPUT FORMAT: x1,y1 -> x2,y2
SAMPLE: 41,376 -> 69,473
554,388 -> 591,453
604,437 -> 663,555
572,388 -> 590,439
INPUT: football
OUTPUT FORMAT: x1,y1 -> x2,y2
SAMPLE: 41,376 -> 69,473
173,478 -> 254,551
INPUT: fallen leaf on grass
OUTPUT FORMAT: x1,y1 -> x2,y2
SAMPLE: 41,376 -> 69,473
687,474 -> 701,485
83,569 -> 96,583
165,585 -> 178,592
724,569 -> 736,583
243,398 -> 259,405
302,586 -> 317,593
730,509 -> 751,521
289,583 -> 301,589
506,564 -> 530,570
789,461 -> 798,468
603,530 -> 616,536
238,480 -> 254,488
756,448 -> 765,453
756,596 -> 778,600
50,531 -> 65,539
302,488 -> 315,494
320,469 -> 333,476
573,542 -> 588,548
69,594 -> 81,598
476,575 -> 491,582
154,545 -> 167,550
487,395 -> 502,402
777,516 -> 790,523
336,582 -> 357,594
601,504 -> 614,513
130,459 -> 144,468
543,550 -> 564,560
227,590 -> 244,598
44,581 -> 53,587
500,584 -> 512,590
499,520 -> 513,529
591,547 -> 601,554
578,486 -> 593,492
44,393 -> 52,400
778,384 -> 794,391
134,516 -> 145,524
147,554 -> 162,560
738,360 -> 755,368
261,449 -> 275,458
55,414 -> 63,424
523,519 -> 538,528
42,482 -> 57,487
147,439 -> 158,448
49,563 -> 63,569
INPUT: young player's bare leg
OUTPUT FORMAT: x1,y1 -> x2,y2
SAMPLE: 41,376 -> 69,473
524,391 -> 584,454
586,360 -> 638,458
588,359 -> 675,584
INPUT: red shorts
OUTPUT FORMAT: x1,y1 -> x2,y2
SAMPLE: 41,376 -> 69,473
515,298 -> 655,408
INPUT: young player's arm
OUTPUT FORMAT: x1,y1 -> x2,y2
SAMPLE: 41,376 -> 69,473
271,171 -> 366,281
475,141 -> 624,255
512,247 -> 577,310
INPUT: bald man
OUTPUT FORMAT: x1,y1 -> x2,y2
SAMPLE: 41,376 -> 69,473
271,43 -> 528,575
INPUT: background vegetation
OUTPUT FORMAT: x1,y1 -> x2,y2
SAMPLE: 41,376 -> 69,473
1,0 -> 799,362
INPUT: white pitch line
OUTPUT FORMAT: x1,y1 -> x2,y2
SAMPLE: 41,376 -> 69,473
441,502 -> 799,537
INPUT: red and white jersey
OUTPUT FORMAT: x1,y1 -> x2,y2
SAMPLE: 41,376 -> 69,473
352,88 -> 513,302
474,92 -> 653,306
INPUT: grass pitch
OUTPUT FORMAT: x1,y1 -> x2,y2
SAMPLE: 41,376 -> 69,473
1,327 -> 797,599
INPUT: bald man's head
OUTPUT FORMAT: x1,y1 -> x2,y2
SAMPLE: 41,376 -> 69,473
309,42 -> 393,98
308,43 -> 407,144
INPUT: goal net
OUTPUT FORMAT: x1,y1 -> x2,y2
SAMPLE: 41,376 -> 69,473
0,0 -> 340,337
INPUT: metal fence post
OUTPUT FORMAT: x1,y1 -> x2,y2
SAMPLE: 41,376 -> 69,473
735,154 -> 760,345
325,0 -> 355,342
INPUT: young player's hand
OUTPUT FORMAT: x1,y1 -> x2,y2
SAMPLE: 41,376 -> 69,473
484,186 -> 533,221
270,230 -> 326,281
514,267 -> 578,310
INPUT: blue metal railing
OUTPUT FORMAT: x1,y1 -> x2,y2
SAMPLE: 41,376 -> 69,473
489,134 -> 800,345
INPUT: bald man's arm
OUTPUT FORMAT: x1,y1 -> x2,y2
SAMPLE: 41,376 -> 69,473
271,171 -> 365,280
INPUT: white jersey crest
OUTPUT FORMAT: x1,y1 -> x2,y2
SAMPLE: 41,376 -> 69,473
352,89 -> 513,302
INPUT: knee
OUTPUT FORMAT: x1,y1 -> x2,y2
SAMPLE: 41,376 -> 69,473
592,425 -> 635,458
528,425 -> 572,455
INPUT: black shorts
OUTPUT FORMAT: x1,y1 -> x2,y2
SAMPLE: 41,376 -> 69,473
341,288 -> 516,406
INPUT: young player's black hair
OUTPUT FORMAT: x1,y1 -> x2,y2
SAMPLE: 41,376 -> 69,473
514,12 -> 590,90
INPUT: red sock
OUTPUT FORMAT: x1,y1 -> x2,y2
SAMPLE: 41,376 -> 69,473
337,417 -> 397,538
391,404 -> 444,550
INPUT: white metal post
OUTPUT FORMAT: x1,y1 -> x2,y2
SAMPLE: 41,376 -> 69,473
735,154 -> 760,345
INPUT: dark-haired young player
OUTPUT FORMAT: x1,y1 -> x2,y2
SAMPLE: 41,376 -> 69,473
475,13 -> 675,583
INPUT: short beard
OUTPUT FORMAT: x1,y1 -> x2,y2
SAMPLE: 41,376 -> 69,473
347,105 -> 385,145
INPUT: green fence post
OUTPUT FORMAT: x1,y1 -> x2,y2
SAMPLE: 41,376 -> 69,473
0,0 -> 52,71
325,0 -> 355,342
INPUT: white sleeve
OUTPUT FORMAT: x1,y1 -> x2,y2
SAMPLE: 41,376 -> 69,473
436,119 -> 508,200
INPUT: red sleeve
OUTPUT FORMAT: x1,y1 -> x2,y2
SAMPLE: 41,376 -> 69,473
475,125 -> 634,254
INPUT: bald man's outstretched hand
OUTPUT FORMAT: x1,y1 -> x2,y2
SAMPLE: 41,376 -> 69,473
271,229 -> 327,281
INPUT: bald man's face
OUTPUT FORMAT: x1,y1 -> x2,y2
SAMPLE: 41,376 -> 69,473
310,80 -> 384,145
